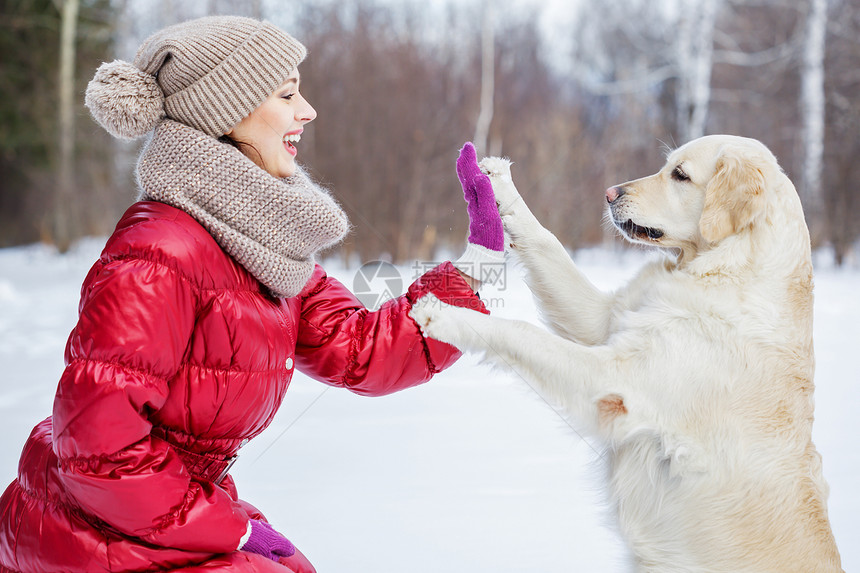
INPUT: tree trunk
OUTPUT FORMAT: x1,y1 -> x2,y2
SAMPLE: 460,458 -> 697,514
55,0 -> 80,252
801,0 -> 827,230
688,0 -> 719,140
473,0 -> 494,156
677,0 -> 720,143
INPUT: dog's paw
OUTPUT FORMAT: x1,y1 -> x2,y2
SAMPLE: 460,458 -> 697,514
479,156 -> 513,180
409,293 -> 439,330
409,294 -> 463,347
479,157 -> 521,216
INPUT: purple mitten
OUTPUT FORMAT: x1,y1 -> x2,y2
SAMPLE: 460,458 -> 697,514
457,142 -> 504,252
241,519 -> 296,562
453,142 -> 505,286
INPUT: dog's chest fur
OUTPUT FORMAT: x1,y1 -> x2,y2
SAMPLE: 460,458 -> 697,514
598,260 -> 825,571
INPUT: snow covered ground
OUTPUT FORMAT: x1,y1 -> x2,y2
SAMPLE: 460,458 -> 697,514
0,239 -> 857,572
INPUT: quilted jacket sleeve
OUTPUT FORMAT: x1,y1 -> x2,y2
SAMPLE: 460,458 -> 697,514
294,261 -> 488,396
51,254 -> 249,553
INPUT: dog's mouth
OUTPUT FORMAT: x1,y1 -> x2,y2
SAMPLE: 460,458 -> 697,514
616,218 -> 664,241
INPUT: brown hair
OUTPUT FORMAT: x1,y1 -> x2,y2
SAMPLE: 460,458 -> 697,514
218,134 -> 267,173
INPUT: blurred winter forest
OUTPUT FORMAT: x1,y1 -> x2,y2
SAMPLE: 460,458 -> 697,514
2,0 -> 859,264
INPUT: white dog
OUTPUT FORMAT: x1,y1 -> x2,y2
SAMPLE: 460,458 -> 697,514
411,135 -> 843,572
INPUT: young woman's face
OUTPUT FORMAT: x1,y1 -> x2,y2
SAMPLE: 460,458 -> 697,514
226,68 -> 316,178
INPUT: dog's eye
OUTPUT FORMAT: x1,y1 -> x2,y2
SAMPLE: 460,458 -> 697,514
671,167 -> 691,182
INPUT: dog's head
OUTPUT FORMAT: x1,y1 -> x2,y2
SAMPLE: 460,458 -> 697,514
606,135 -> 788,255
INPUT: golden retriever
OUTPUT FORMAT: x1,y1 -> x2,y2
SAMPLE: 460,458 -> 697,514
411,135 -> 843,571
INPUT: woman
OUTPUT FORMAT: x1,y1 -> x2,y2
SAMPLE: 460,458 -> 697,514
0,15 -> 503,573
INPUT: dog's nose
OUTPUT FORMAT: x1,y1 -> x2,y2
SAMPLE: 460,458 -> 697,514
606,186 -> 625,204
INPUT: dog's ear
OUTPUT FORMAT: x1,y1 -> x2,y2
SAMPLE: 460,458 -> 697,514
699,145 -> 769,243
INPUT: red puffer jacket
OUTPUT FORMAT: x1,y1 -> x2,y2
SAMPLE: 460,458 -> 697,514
0,201 -> 486,572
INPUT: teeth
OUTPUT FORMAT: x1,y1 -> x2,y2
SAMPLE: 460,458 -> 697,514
283,133 -> 301,143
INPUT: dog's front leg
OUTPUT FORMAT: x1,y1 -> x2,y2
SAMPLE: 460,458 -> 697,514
410,295 -> 629,437
480,158 -> 614,345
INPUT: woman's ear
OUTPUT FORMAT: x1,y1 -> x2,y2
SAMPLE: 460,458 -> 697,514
699,145 -> 769,243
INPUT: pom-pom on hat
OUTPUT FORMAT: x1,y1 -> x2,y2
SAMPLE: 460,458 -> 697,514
85,15 -> 307,140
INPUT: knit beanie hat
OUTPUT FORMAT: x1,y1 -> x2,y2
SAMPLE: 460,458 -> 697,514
85,15 -> 307,139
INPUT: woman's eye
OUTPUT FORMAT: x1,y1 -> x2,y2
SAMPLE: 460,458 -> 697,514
672,167 -> 690,182
282,93 -> 295,101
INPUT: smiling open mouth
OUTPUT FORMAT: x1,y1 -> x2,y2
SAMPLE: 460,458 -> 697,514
616,218 -> 664,241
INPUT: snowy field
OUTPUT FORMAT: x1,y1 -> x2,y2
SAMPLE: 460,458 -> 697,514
0,239 -> 857,572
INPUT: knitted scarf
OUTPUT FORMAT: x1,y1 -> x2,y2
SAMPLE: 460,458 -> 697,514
136,120 -> 349,298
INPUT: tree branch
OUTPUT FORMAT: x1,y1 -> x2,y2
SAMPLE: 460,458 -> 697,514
577,65 -> 678,96
712,40 -> 797,66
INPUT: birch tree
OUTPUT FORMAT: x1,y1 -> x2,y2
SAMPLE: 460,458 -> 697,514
473,0 -> 495,156
676,0 -> 721,141
570,0 -> 722,143
800,0 -> 828,219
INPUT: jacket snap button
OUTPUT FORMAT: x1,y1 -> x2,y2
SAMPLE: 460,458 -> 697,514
285,357 -> 294,370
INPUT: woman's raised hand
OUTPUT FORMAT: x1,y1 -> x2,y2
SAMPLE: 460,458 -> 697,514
456,142 -> 505,253
451,142 -> 506,288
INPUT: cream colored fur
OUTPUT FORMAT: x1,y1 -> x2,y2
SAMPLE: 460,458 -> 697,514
411,135 -> 842,572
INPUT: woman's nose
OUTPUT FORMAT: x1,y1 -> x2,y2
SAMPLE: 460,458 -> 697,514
298,96 -> 316,123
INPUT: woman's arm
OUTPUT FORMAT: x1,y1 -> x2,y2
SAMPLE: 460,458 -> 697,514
293,262 -> 487,396
293,143 -> 501,394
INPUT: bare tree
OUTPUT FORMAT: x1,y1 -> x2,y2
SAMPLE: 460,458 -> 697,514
472,0 -> 494,156
55,0 -> 81,252
5,0 -> 857,264
677,0 -> 721,141
821,0 -> 860,264
567,0 -> 719,142
800,0 -> 828,222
